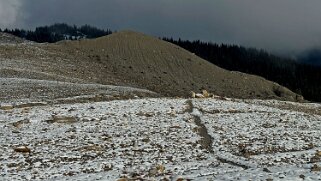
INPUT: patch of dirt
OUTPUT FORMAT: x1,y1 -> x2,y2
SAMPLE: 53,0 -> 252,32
185,100 -> 214,153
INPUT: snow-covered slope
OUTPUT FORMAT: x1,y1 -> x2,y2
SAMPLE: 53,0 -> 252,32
0,33 -> 29,44
1,97 -> 321,180
0,78 -> 158,104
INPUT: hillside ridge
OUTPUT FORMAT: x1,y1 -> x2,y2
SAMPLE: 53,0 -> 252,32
49,30 -> 301,101
0,31 -> 302,101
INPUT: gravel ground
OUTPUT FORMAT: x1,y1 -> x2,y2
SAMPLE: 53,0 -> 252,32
1,97 -> 321,180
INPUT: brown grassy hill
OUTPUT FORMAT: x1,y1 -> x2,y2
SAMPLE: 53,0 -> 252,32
43,31 -> 299,101
0,31 -> 301,101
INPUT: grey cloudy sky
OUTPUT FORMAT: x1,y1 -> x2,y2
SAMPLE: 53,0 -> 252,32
1,0 -> 321,54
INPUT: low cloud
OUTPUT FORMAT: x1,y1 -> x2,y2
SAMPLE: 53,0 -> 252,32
6,0 -> 321,55
0,0 -> 23,28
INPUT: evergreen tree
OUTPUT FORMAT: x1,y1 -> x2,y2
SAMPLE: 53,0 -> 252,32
163,38 -> 321,102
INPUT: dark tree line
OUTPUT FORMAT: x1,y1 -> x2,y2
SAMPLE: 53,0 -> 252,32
0,23 -> 112,43
163,38 -> 321,102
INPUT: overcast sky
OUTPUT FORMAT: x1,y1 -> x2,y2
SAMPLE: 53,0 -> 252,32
1,0 -> 321,55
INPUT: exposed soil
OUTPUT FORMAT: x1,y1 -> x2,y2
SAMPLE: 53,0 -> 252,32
185,100 -> 214,153
0,31 -> 301,101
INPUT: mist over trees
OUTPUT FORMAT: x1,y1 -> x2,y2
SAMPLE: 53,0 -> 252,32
298,49 -> 321,67
1,23 -> 321,102
0,23 -> 112,43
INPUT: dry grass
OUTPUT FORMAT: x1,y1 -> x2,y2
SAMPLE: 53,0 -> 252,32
1,31 -> 301,101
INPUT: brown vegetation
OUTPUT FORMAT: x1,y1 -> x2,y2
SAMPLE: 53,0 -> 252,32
0,31 -> 301,101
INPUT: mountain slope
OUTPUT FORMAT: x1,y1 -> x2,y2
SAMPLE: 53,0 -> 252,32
45,31 -> 300,101
0,31 -> 301,101
0,32 -> 28,44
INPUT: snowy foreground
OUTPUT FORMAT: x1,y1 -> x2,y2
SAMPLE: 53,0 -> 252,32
1,97 -> 321,180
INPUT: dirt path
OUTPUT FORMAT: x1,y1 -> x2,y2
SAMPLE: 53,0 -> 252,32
185,100 -> 214,153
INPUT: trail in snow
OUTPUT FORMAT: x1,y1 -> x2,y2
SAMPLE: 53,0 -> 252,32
0,97 -> 321,180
